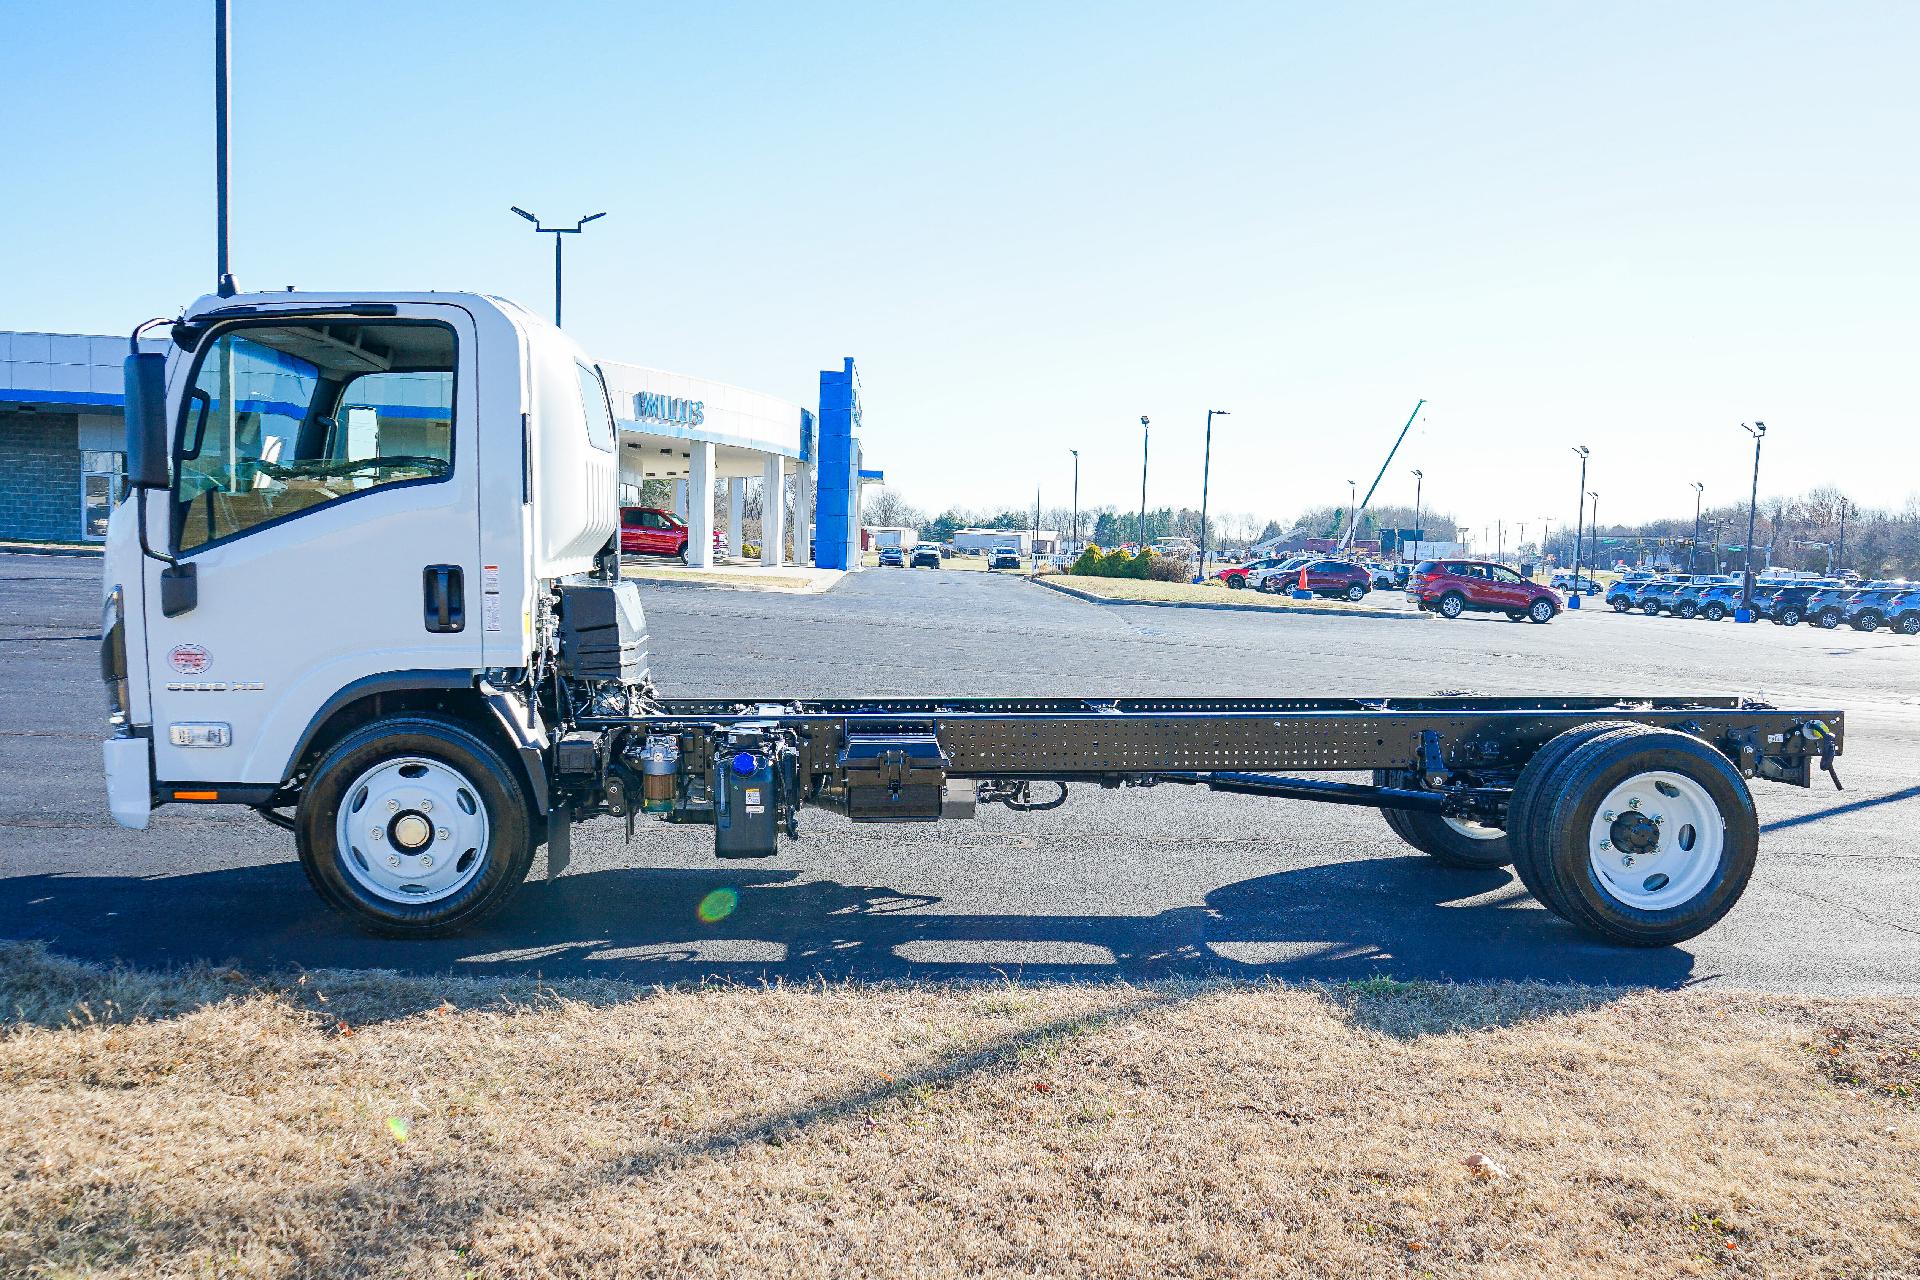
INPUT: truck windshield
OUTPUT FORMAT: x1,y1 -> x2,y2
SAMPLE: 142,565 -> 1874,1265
173,320 -> 455,551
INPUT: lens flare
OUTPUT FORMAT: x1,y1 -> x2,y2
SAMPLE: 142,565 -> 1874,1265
386,1116 -> 410,1142
697,887 -> 739,923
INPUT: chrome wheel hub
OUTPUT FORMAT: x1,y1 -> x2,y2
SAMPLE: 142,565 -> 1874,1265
336,756 -> 489,904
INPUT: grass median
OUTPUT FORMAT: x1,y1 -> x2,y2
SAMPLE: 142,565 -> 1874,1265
3,942 -> 1914,1278
1037,574 -> 1413,614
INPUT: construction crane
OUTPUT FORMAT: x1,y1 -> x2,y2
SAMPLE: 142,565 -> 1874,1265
1339,399 -> 1426,551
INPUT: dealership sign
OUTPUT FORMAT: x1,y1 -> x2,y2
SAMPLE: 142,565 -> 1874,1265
633,391 -> 705,428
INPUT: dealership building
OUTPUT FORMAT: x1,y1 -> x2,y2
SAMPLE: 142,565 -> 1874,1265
0,330 -> 879,570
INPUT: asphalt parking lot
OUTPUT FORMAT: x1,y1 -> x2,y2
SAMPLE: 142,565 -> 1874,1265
3,551 -> 1918,993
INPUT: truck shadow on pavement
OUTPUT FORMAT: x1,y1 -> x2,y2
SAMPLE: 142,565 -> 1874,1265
0,853 -> 1697,998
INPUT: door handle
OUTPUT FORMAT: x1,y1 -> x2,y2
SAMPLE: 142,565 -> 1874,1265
423,565 -> 465,632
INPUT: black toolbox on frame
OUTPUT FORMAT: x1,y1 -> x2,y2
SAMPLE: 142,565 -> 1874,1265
838,732 -> 949,821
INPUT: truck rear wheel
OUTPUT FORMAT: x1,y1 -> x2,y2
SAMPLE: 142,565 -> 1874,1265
1510,725 -> 1756,946
1372,770 -> 1511,868
296,714 -> 535,937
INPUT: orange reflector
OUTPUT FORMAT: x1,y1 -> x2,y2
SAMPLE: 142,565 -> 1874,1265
172,790 -> 219,801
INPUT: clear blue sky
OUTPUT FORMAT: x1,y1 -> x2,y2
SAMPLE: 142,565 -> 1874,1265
4,2 -> 1916,538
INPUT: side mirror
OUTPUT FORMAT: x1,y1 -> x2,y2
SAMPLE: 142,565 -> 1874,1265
123,352 -> 169,489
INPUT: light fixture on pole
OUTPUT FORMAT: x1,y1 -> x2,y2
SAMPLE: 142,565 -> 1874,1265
1569,446 -> 1590,608
1069,449 -> 1080,555
1196,409 -> 1229,582
1137,416 -> 1150,550
1690,481 -> 1705,574
1737,422 -> 1766,621
509,207 -> 607,327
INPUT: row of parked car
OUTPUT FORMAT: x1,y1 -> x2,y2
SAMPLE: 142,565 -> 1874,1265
1603,572 -> 1920,634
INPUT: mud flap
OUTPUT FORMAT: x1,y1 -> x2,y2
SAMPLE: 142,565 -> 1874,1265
547,804 -> 571,880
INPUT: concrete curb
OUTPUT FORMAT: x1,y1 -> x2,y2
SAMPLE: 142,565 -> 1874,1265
1027,575 -> 1429,620
0,542 -> 103,559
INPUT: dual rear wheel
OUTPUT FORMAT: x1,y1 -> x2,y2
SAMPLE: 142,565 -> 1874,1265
1378,723 -> 1757,946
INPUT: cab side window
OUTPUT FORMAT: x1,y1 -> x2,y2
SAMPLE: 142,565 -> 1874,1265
172,321 -> 455,552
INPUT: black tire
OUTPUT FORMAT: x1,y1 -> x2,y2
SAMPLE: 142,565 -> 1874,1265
1818,609 -> 1843,629
1528,598 -> 1555,624
1506,610 -> 1527,622
1513,726 -> 1757,946
1703,603 -> 1726,622
296,714 -> 536,937
1677,602 -> 1698,619
1780,608 -> 1801,627
1226,576 -> 1245,590
1437,592 -> 1467,619
1611,597 -> 1632,612
1371,770 -> 1511,868
1897,613 -> 1920,636
1345,583 -> 1366,602
1506,722 -> 1647,914
1852,611 -> 1882,632
1641,599 -> 1661,615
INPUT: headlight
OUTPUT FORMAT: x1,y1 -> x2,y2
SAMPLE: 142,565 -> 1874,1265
100,585 -> 129,721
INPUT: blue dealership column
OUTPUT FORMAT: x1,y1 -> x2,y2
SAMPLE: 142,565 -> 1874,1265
815,358 -> 860,570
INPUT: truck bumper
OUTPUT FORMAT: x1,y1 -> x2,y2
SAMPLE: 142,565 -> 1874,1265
103,734 -> 153,830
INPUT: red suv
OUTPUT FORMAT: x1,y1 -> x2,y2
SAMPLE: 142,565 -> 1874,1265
1262,558 -> 1372,601
620,506 -> 689,560
1407,560 -> 1560,623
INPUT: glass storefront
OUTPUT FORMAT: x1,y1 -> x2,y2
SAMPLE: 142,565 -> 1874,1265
81,449 -> 125,541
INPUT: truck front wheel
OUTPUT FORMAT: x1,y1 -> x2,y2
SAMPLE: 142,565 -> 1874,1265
296,714 -> 536,936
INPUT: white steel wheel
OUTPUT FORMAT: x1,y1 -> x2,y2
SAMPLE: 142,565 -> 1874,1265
335,756 -> 491,905
1443,816 -> 1504,842
1585,770 -> 1724,912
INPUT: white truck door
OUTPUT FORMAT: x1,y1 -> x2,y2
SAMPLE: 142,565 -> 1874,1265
141,304 -> 484,788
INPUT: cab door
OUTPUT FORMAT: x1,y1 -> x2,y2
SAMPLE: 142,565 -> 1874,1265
140,304 -> 483,788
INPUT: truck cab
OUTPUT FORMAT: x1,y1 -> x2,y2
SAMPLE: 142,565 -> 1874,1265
102,292 -> 632,932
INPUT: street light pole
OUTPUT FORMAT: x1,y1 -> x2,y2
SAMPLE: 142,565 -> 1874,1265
1069,449 -> 1080,554
509,207 -> 607,327
1587,492 -> 1599,568
1196,409 -> 1228,582
1569,446 -> 1590,607
1137,416 -> 1150,549
213,0 -> 236,296
1346,480 -> 1357,546
1836,496 -> 1849,570
1690,481 -> 1704,574
1738,422 -> 1766,620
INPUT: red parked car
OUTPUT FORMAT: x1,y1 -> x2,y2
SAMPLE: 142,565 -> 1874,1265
1407,559 -> 1560,623
1214,556 -> 1288,590
620,506 -> 689,560
1260,558 -> 1372,601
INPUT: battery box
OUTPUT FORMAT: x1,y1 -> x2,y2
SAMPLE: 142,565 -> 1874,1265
838,732 -> 950,821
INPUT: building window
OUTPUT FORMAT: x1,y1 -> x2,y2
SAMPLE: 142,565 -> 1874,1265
81,450 -> 126,542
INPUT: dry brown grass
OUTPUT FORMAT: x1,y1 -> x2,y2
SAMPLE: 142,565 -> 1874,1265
1039,575 -> 1415,616
2,943 -> 1916,1279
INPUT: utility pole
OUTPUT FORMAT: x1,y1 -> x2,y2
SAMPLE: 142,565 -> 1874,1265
1069,449 -> 1080,554
509,207 -> 607,327
214,0 -> 235,296
1690,481 -> 1704,574
1410,470 -> 1423,560
1738,422 -> 1766,619
1569,446 -> 1590,606
1349,481 -> 1359,547
1196,409 -> 1228,582
1836,496 -> 1848,569
1137,416 -> 1150,549
1587,493 -> 1599,567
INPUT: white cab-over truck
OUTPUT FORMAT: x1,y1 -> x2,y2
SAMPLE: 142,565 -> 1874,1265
103,291 -> 1845,944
